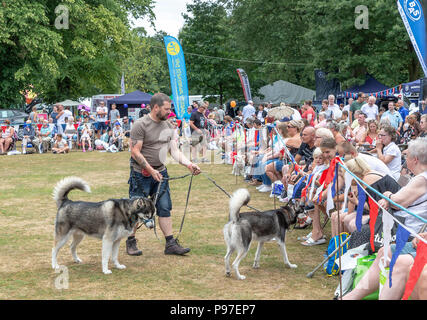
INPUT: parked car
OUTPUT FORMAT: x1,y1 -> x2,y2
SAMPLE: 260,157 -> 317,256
0,109 -> 29,126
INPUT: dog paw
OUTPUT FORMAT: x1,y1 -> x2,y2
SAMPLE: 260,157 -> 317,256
225,272 -> 231,277
74,258 -> 83,264
237,275 -> 246,280
103,269 -> 112,275
114,264 -> 126,270
287,263 -> 298,269
252,262 -> 260,269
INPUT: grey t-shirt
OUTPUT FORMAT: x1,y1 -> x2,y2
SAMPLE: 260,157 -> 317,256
130,115 -> 175,172
110,109 -> 120,124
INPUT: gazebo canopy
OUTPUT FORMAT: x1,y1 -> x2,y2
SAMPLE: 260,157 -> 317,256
56,99 -> 81,107
106,90 -> 152,107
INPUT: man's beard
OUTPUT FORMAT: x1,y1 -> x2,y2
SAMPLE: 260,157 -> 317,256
156,111 -> 168,121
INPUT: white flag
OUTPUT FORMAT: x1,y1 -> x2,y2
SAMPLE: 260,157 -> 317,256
120,73 -> 125,94
326,184 -> 334,217
382,209 -> 394,265
342,172 -> 354,210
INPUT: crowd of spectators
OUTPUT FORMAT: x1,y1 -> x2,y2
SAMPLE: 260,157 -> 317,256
0,102 -> 135,154
188,93 -> 426,300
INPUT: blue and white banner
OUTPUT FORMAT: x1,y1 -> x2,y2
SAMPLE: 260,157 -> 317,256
163,35 -> 189,120
397,0 -> 427,76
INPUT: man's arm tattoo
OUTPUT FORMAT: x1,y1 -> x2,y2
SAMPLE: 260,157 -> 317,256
135,154 -> 148,169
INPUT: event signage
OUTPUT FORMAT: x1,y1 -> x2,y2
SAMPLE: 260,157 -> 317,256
397,0 -> 427,76
163,35 -> 189,120
236,68 -> 252,102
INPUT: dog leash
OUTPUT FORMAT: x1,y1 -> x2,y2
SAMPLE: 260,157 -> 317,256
175,174 -> 194,241
143,173 -> 193,242
201,172 -> 261,212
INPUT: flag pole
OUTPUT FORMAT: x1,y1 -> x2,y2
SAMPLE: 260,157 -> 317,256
335,164 -> 343,299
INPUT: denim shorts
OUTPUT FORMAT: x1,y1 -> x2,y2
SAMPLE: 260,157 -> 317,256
95,121 -> 108,132
128,167 -> 172,217
274,159 -> 285,172
390,242 -> 417,259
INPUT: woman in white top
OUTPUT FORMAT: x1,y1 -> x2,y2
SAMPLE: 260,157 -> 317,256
80,124 -> 92,152
0,119 -> 15,153
344,138 -> 427,300
64,117 -> 78,149
375,125 -> 401,181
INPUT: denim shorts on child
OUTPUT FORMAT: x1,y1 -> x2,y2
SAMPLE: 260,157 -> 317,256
128,167 -> 172,217
390,242 -> 417,259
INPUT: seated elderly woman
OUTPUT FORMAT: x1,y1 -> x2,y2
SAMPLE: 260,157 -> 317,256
326,120 -> 346,144
343,138 -> 427,300
315,112 -> 328,129
0,119 -> 15,154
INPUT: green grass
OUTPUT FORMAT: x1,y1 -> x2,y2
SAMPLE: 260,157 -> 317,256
0,150 -> 338,299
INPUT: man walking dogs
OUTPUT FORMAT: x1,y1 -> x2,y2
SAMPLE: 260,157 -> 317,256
127,93 -> 201,256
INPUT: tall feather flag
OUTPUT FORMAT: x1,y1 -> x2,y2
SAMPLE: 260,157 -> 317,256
397,0 -> 427,76
236,68 -> 252,102
164,35 -> 189,120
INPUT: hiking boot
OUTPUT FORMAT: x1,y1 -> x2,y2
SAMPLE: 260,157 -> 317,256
164,238 -> 190,255
126,237 -> 142,256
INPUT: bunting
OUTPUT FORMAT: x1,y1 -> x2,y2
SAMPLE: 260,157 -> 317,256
333,161 -> 427,300
382,210 -> 395,268
388,225 -> 411,288
402,240 -> 427,300
341,84 -> 404,99
368,198 -> 379,252
356,184 -> 367,232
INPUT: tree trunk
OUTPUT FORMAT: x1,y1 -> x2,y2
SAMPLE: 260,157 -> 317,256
408,57 -> 421,81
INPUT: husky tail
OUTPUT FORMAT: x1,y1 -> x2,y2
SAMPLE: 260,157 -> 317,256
229,188 -> 250,223
53,176 -> 91,208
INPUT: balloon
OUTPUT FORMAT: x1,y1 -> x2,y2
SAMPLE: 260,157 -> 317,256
124,104 -> 128,108
230,101 -> 236,108
141,104 -> 145,108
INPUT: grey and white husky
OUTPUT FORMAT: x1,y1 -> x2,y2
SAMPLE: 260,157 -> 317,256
223,189 -> 298,280
51,177 -> 155,274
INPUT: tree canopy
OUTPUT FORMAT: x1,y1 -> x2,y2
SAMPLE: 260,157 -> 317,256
0,0 -> 154,107
0,0 -> 423,108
